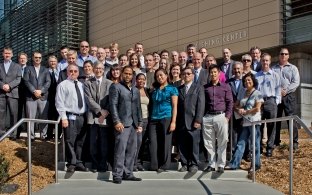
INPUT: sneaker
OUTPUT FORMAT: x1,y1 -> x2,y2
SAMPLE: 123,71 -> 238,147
178,166 -> 187,172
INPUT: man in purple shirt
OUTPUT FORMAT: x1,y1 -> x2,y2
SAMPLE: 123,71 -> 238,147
202,64 -> 233,173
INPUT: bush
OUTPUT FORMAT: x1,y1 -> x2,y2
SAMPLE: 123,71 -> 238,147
0,153 -> 9,186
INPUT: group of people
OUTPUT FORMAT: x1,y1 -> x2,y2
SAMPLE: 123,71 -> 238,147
0,41 -> 300,184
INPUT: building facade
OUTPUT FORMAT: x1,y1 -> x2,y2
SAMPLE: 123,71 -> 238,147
0,0 -> 88,62
89,0 -> 312,125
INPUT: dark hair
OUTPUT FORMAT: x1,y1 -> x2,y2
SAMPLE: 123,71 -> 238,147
208,64 -> 220,73
60,46 -> 69,51
118,54 -> 127,60
108,64 -> 121,81
249,46 -> 261,53
152,68 -> 169,88
129,53 -> 142,69
136,73 -> 146,80
160,49 -> 169,56
182,67 -> 195,74
83,60 -> 93,67
122,65 -> 134,74
242,72 -> 258,89
187,44 -> 196,49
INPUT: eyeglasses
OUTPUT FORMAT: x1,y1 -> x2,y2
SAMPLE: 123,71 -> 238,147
34,57 -> 42,59
280,53 -> 289,56
183,72 -> 193,75
80,45 -> 89,48
94,67 -> 104,70
69,70 -> 78,73
243,59 -> 251,62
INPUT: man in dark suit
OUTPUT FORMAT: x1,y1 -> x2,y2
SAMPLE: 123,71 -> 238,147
23,51 -> 51,141
0,47 -> 22,139
226,62 -> 246,152
58,50 -> 85,83
177,67 -> 205,173
250,46 -> 262,72
84,61 -> 113,172
193,52 -> 209,86
109,66 -> 143,184
219,48 -> 234,81
16,52 -> 28,139
47,55 -> 59,140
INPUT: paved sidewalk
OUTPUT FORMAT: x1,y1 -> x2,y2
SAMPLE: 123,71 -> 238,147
34,179 -> 283,195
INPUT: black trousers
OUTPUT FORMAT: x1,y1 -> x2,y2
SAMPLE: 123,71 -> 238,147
0,97 -> 18,137
17,95 -> 27,138
112,125 -> 137,179
275,93 -> 299,145
178,126 -> 200,167
261,97 -> 277,149
149,117 -> 172,170
134,118 -> 148,168
90,124 -> 109,170
64,116 -> 86,166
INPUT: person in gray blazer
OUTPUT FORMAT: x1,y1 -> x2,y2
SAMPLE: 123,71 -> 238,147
23,51 -> 51,140
109,66 -> 143,184
227,62 -> 246,153
193,52 -> 209,86
0,47 -> 22,139
177,67 -> 205,173
84,61 -> 113,172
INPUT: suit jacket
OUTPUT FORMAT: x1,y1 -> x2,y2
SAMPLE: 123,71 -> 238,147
219,60 -> 234,81
84,77 -> 113,124
177,82 -> 205,130
23,65 -> 51,101
109,81 -> 143,128
58,66 -> 85,84
227,77 -> 246,103
252,60 -> 262,72
0,61 -> 22,98
195,68 -> 209,86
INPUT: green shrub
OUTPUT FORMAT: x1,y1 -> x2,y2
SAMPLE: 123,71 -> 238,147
0,154 -> 9,186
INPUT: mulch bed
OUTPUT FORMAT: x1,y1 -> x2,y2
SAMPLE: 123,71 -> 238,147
0,128 -> 311,195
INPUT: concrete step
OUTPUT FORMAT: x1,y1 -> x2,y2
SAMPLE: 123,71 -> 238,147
57,169 -> 249,181
57,161 -> 248,181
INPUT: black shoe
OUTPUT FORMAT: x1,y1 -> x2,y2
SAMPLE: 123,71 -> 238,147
75,165 -> 89,172
157,168 -> 167,173
67,165 -> 75,173
9,137 -> 17,141
203,166 -> 215,172
133,168 -> 138,172
113,178 -> 122,184
97,169 -> 107,172
90,168 -> 97,173
266,149 -> 273,157
224,165 -> 236,170
293,143 -> 299,151
178,166 -> 187,172
249,166 -> 261,172
217,167 -> 224,173
137,165 -> 145,171
123,176 -> 142,181
189,166 -> 198,173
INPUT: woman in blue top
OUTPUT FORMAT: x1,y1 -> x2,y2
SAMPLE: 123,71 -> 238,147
149,68 -> 178,172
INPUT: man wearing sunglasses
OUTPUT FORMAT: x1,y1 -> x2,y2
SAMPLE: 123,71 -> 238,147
23,52 -> 51,141
56,64 -> 88,173
272,48 -> 300,150
176,67 -> 205,173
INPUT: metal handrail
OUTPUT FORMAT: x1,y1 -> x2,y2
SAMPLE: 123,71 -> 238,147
240,114 -> 312,195
0,117 -> 61,195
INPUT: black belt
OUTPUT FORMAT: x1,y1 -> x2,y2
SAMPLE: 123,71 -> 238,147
66,112 -> 85,116
207,111 -> 224,115
263,96 -> 275,101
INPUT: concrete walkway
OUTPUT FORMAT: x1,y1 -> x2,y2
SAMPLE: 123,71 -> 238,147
34,170 -> 283,195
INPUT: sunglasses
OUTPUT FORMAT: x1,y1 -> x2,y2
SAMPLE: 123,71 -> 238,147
243,59 -> 251,62
34,57 -> 42,59
280,53 -> 289,56
80,45 -> 89,48
69,70 -> 78,73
